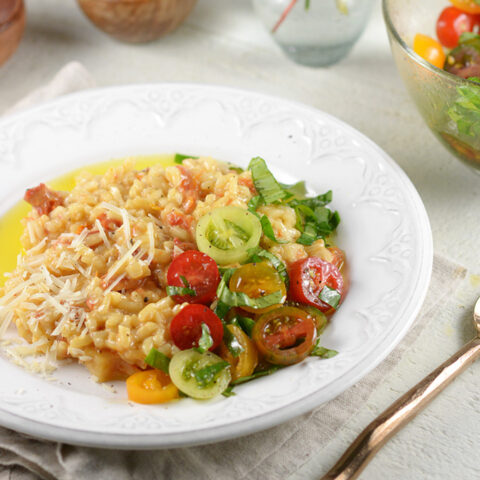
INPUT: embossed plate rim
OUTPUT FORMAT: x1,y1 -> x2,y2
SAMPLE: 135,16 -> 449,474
0,84 -> 433,448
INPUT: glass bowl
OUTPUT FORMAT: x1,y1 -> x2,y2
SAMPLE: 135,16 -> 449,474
384,0 -> 480,170
252,0 -> 375,67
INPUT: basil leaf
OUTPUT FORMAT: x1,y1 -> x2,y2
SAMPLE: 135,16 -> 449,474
223,326 -> 244,357
247,195 -> 264,211
174,153 -> 199,164
290,190 -> 332,209
246,247 -> 289,287
217,268 -> 284,309
214,300 -> 231,320
319,285 -> 341,309
222,385 -> 236,397
180,275 -> 190,288
145,348 -> 170,374
231,366 -> 280,385
279,180 -> 307,199
448,82 -> 480,137
248,157 -> 291,204
234,315 -> 256,337
310,341 -> 338,359
296,221 -> 318,246
194,361 -> 230,388
260,214 -> 287,244
166,285 -> 196,296
196,323 -> 214,354
227,163 -> 244,174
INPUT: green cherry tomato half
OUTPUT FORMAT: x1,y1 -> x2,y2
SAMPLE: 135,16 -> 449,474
252,306 -> 317,366
195,206 -> 262,265
168,349 -> 231,399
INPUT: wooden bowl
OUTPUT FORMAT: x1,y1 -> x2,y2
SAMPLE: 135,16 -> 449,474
0,0 -> 26,67
77,0 -> 197,44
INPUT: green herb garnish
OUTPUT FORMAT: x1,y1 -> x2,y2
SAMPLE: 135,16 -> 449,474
246,247 -> 289,287
174,153 -> 199,164
229,315 -> 256,337
310,339 -> 338,359
194,361 -> 230,388
166,285 -> 196,297
223,326 -> 245,357
145,348 -> 170,374
248,157 -> 291,204
231,366 -> 281,385
319,285 -> 341,309
195,323 -> 214,354
216,268 -> 284,310
222,385 -> 236,397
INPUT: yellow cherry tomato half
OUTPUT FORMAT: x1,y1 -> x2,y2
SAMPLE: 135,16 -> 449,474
413,34 -> 446,69
229,262 -> 287,314
126,370 -> 179,404
219,324 -> 259,381
450,0 -> 480,14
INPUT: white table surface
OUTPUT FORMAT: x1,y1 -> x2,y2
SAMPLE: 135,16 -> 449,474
1,0 -> 480,478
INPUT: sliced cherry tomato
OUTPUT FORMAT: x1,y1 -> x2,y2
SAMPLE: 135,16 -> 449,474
413,33 -> 446,69
195,206 -> 262,265
166,250 -> 220,304
288,257 -> 344,313
445,35 -> 480,77
450,0 -> 480,15
252,306 -> 317,365
169,349 -> 231,399
170,304 -> 224,351
229,262 -> 286,314
328,246 -> 350,297
219,324 -> 258,380
436,7 -> 480,49
126,370 -> 179,404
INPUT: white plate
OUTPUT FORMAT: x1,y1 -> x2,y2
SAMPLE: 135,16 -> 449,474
0,84 -> 432,449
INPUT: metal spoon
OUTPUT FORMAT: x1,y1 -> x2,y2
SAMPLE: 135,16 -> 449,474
320,297 -> 480,480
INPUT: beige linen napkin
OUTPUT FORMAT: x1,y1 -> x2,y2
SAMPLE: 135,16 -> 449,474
0,65 -> 469,480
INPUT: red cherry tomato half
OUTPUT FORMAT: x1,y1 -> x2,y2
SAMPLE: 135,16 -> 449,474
166,250 -> 220,304
252,306 -> 317,365
170,304 -> 224,351
328,246 -> 350,297
288,257 -> 344,313
436,6 -> 480,49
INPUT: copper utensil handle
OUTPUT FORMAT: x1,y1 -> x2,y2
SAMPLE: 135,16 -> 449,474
321,337 -> 480,480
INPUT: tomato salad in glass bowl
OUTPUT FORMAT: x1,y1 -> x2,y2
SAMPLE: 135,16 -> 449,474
126,157 -> 348,404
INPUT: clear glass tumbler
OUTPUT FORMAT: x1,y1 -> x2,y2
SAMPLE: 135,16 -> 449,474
252,0 -> 375,67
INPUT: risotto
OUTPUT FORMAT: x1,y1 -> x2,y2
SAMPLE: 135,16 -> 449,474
0,156 -> 347,401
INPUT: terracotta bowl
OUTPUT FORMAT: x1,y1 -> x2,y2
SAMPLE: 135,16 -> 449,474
77,0 -> 198,43
0,0 -> 26,67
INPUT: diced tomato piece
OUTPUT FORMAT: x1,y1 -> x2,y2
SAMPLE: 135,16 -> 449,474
24,183 -> 65,215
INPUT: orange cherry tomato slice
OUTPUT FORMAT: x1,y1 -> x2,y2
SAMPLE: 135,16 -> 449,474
450,0 -> 480,15
126,370 -> 179,404
413,33 -> 446,69
252,306 -> 317,365
229,262 -> 286,314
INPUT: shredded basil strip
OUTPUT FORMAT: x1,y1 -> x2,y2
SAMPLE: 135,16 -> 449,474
247,195 -> 286,244
296,221 -> 318,246
227,163 -> 244,173
174,153 -> 199,164
231,366 -> 280,385
194,361 -> 230,388
195,323 -> 214,354
214,300 -> 231,320
310,340 -> 338,359
166,285 -> 196,297
217,268 -> 284,309
229,315 -> 256,337
223,326 -> 244,357
246,247 -> 289,287
222,385 -> 236,397
248,157 -> 291,204
279,180 -> 307,199
319,285 -> 341,309
145,348 -> 170,374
